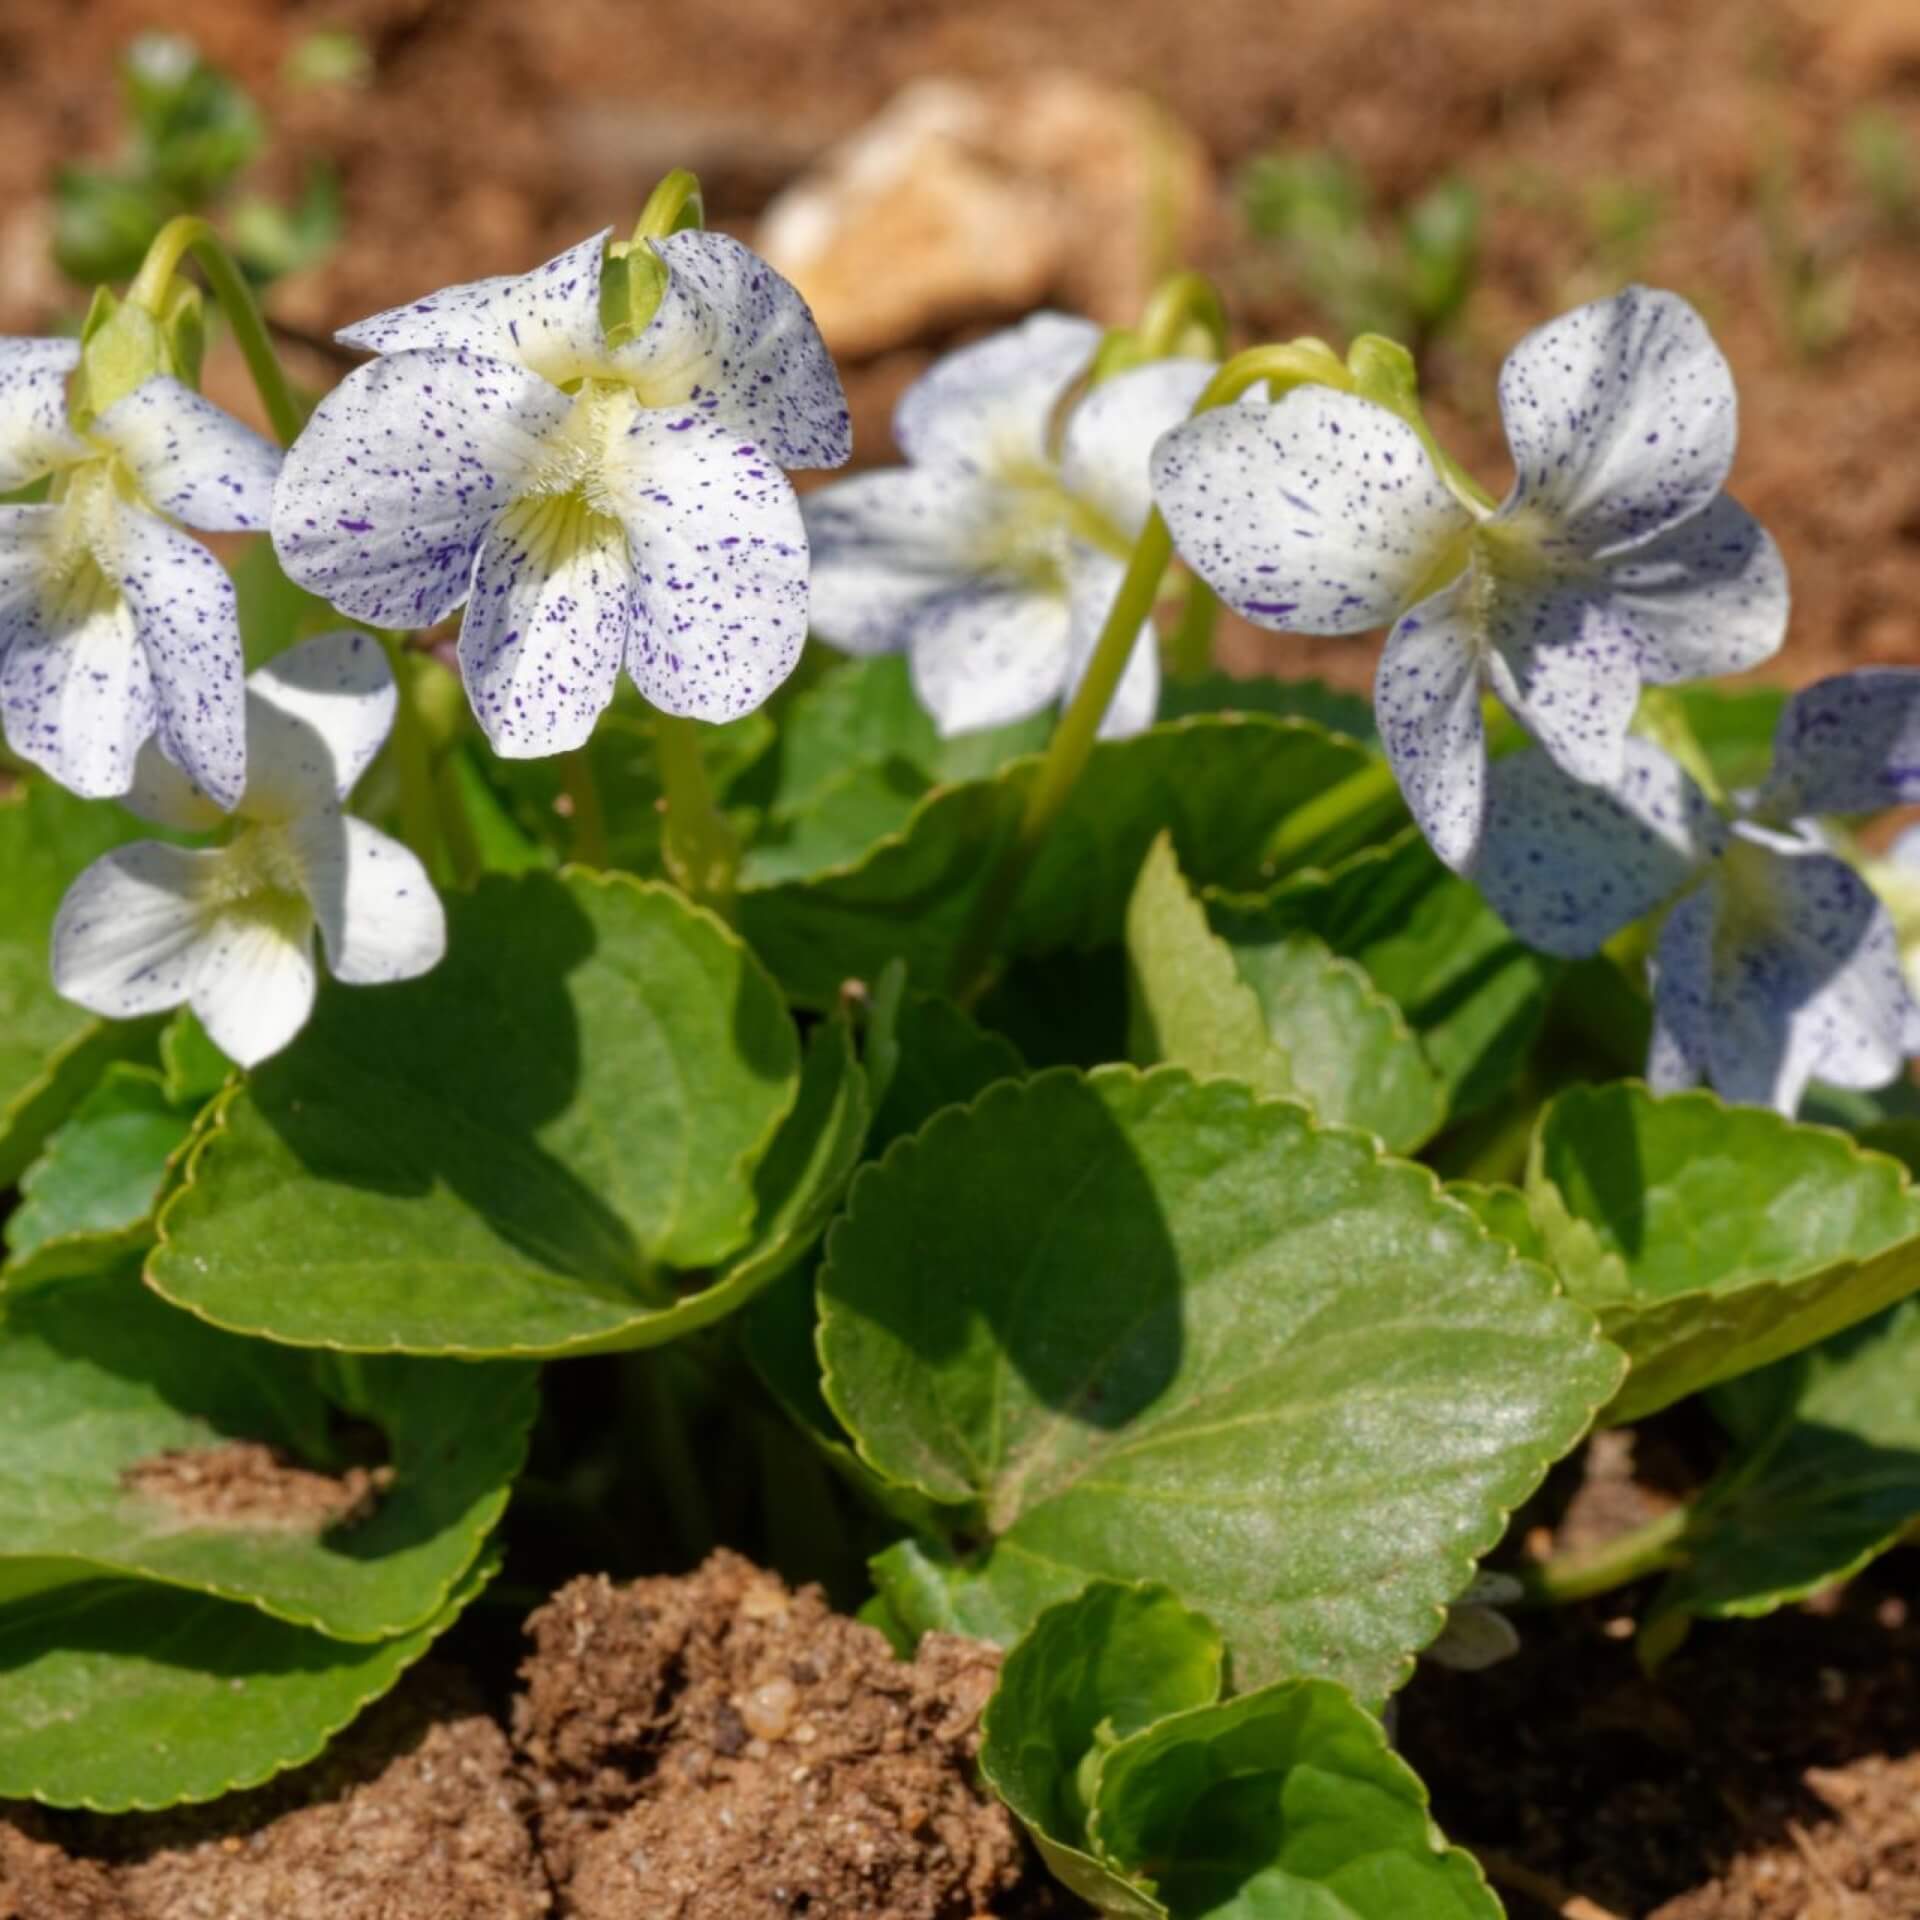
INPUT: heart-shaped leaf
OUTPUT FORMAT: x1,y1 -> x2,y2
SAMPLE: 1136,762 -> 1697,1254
0,1263 -> 532,1639
148,870 -> 809,1356
0,1552 -> 494,1810
820,1067 -> 1620,1700
1527,1084 -> 1920,1423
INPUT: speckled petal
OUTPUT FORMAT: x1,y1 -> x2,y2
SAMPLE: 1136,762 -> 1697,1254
111,507 -> 247,811
801,466 -> 999,655
613,231 -> 850,471
1496,285 -> 1737,555
189,915 -> 319,1068
458,506 -> 631,756
1752,668 -> 1920,822
334,230 -> 611,387
1482,583 -> 1641,789
1600,494 -> 1789,685
1152,388 -> 1472,634
606,408 -> 809,724
1646,884 -> 1715,1093
244,629 -> 398,814
1064,543 -> 1159,739
1474,737 -> 1721,958
893,313 -> 1100,475
908,583 -> 1073,737
51,841 -> 215,1020
1060,357 -> 1213,538
124,735 -> 227,832
271,347 -> 571,632
1702,830 -> 1910,1114
90,376 -> 281,533
1374,580 -> 1489,873
291,810 -> 446,986
0,337 -> 85,490
0,551 -> 155,802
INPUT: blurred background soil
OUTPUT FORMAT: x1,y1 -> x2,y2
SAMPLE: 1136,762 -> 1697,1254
5,0 -> 1920,688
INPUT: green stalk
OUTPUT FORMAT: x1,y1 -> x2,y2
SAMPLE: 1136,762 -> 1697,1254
631,168 -> 706,243
559,750 -> 610,869
1136,270 -> 1229,360
1514,1505 -> 1689,1606
1167,576 -> 1220,680
128,215 -> 304,445
378,638 -> 443,878
654,714 -> 740,913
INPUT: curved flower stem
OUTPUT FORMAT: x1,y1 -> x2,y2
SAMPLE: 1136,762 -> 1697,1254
949,340 -> 1363,1002
1167,576 -> 1220,679
1514,1505 -> 1690,1607
1137,270 -> 1229,360
377,637 -> 443,878
127,215 -> 305,445
654,714 -> 740,914
1262,759 -> 1404,872
559,750 -> 610,869
631,168 -> 706,244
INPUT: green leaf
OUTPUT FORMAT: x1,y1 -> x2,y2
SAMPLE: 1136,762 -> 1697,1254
1156,673 -> 1377,745
821,1067 -> 1620,1700
149,870 -> 804,1356
1215,828 -> 1557,1119
1651,1299 -> 1920,1626
863,976 -> 1026,1158
1090,1682 -> 1501,1920
0,1551 -> 493,1811
981,1582 -> 1223,1917
1672,684 -> 1788,796
1527,1083 -> 1920,1423
158,1009 -> 232,1104
739,716 -> 1376,1007
0,1264 -> 533,1640
3,1065 -> 194,1286
0,783 -> 162,1185
1444,1182 -> 1547,1263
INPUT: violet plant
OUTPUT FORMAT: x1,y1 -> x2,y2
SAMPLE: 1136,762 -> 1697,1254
4,158 -> 1920,1920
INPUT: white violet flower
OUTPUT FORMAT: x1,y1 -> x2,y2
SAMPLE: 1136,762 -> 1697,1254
0,340 -> 280,805
803,314 -> 1207,739
51,628 -> 447,1068
1151,286 -> 1788,869
271,229 -> 850,756
1471,669 -> 1920,1115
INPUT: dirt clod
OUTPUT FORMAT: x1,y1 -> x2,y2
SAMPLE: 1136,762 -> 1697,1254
120,1442 -> 393,1534
516,1550 -> 1024,1919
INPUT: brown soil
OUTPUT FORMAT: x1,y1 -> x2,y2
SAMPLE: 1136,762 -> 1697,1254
120,1442 -> 393,1533
1,1554 -> 1041,1920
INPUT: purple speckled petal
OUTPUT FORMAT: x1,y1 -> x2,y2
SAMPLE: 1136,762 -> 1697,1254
1474,736 -> 1721,958
244,629 -> 398,814
1374,579 -> 1488,873
124,735 -> 226,832
188,914 -> 319,1068
1060,357 -> 1213,539
111,507 -> 247,811
334,230 -> 611,387
459,507 -> 631,757
0,506 -> 156,801
1496,285 -> 1737,555
605,407 -> 809,724
291,810 -> 446,986
1482,583 -> 1641,789
907,582 -> 1073,738
51,840 -> 217,1022
0,337 -> 85,490
893,313 -> 1100,475
272,346 -> 569,631
1646,884 -> 1715,1094
614,231 -> 850,471
1152,388 -> 1472,635
1600,493 -> 1789,685
90,376 -> 282,533
1699,828 -> 1910,1114
1752,668 -> 1920,822
801,466 -> 1001,656
1064,543 -> 1158,740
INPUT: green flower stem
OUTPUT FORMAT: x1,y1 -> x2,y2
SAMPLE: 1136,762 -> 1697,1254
1262,758 -> 1403,872
631,168 -> 706,244
378,638 -> 443,879
433,755 -> 485,889
559,750 -> 611,870
654,713 -> 741,912
127,215 -> 305,446
1167,575 -> 1220,679
1137,270 -> 1229,360
1515,1504 -> 1690,1607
